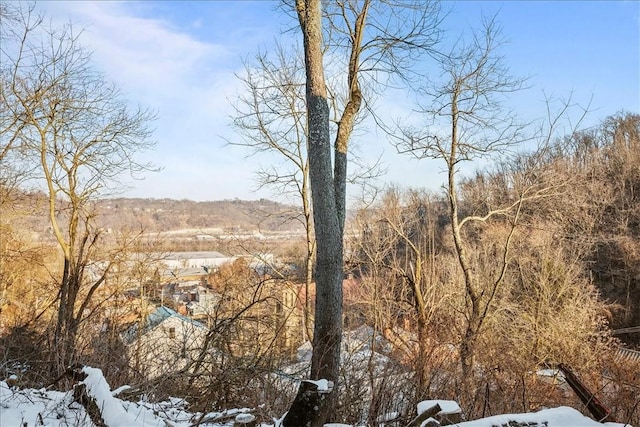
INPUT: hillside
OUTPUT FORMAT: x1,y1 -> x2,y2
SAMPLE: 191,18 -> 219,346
94,197 -> 304,234
0,366 -> 628,427
3,193 -> 304,237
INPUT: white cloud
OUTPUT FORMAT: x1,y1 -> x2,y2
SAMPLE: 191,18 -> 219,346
35,2 -> 269,200
49,3 -> 228,101
28,1 -> 636,202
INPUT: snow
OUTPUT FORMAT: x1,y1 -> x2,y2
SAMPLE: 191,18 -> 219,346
273,412 -> 287,426
111,384 -> 132,396
0,368 -> 633,427
453,406 -> 630,427
0,370 -> 255,427
303,378 -> 334,393
417,399 -> 461,415
235,413 -> 256,423
82,366 -> 158,426
376,411 -> 399,422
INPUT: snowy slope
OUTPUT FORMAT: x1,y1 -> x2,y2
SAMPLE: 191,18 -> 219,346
0,367 -> 632,427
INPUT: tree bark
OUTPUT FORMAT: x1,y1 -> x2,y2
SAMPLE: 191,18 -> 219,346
283,1 -> 344,425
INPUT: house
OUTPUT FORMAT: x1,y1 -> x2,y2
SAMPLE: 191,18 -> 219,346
122,306 -> 207,379
160,251 -> 236,270
185,285 -> 220,317
212,278 -> 306,358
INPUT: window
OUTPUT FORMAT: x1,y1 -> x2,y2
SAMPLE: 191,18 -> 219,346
168,327 -> 176,339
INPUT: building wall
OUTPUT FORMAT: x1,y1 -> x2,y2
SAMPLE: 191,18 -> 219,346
162,257 -> 237,269
126,316 -> 207,379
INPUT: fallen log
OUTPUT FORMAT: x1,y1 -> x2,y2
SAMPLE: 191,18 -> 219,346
405,403 -> 442,427
557,363 -> 613,422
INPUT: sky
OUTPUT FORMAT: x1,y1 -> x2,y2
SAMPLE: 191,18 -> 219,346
31,1 -> 640,202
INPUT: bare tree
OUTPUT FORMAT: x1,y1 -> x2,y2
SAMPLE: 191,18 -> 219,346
281,1 -> 441,424
0,4 -> 33,196
351,188 -> 453,395
282,1 -> 341,425
231,44 -> 316,340
1,4 -> 156,374
393,16 -> 597,408
394,17 -> 529,402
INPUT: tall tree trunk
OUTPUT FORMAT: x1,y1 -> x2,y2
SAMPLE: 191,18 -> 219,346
303,176 -> 315,343
53,259 -> 81,375
284,0 -> 343,425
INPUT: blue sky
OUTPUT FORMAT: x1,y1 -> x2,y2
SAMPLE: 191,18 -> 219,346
35,1 -> 639,202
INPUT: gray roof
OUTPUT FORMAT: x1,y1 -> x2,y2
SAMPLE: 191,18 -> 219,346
121,306 -> 205,344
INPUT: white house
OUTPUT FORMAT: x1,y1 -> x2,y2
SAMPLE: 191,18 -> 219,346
122,306 -> 208,379
160,251 -> 237,270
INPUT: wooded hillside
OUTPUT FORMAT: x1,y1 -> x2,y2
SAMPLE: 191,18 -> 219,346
4,196 -> 303,238
95,198 -> 304,233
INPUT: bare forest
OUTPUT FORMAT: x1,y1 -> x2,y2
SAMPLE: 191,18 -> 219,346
3,112 -> 640,424
1,1 -> 639,426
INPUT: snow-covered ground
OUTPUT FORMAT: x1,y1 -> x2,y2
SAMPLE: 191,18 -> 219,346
0,366 -> 632,427
453,407 -> 629,427
0,367 -> 254,427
